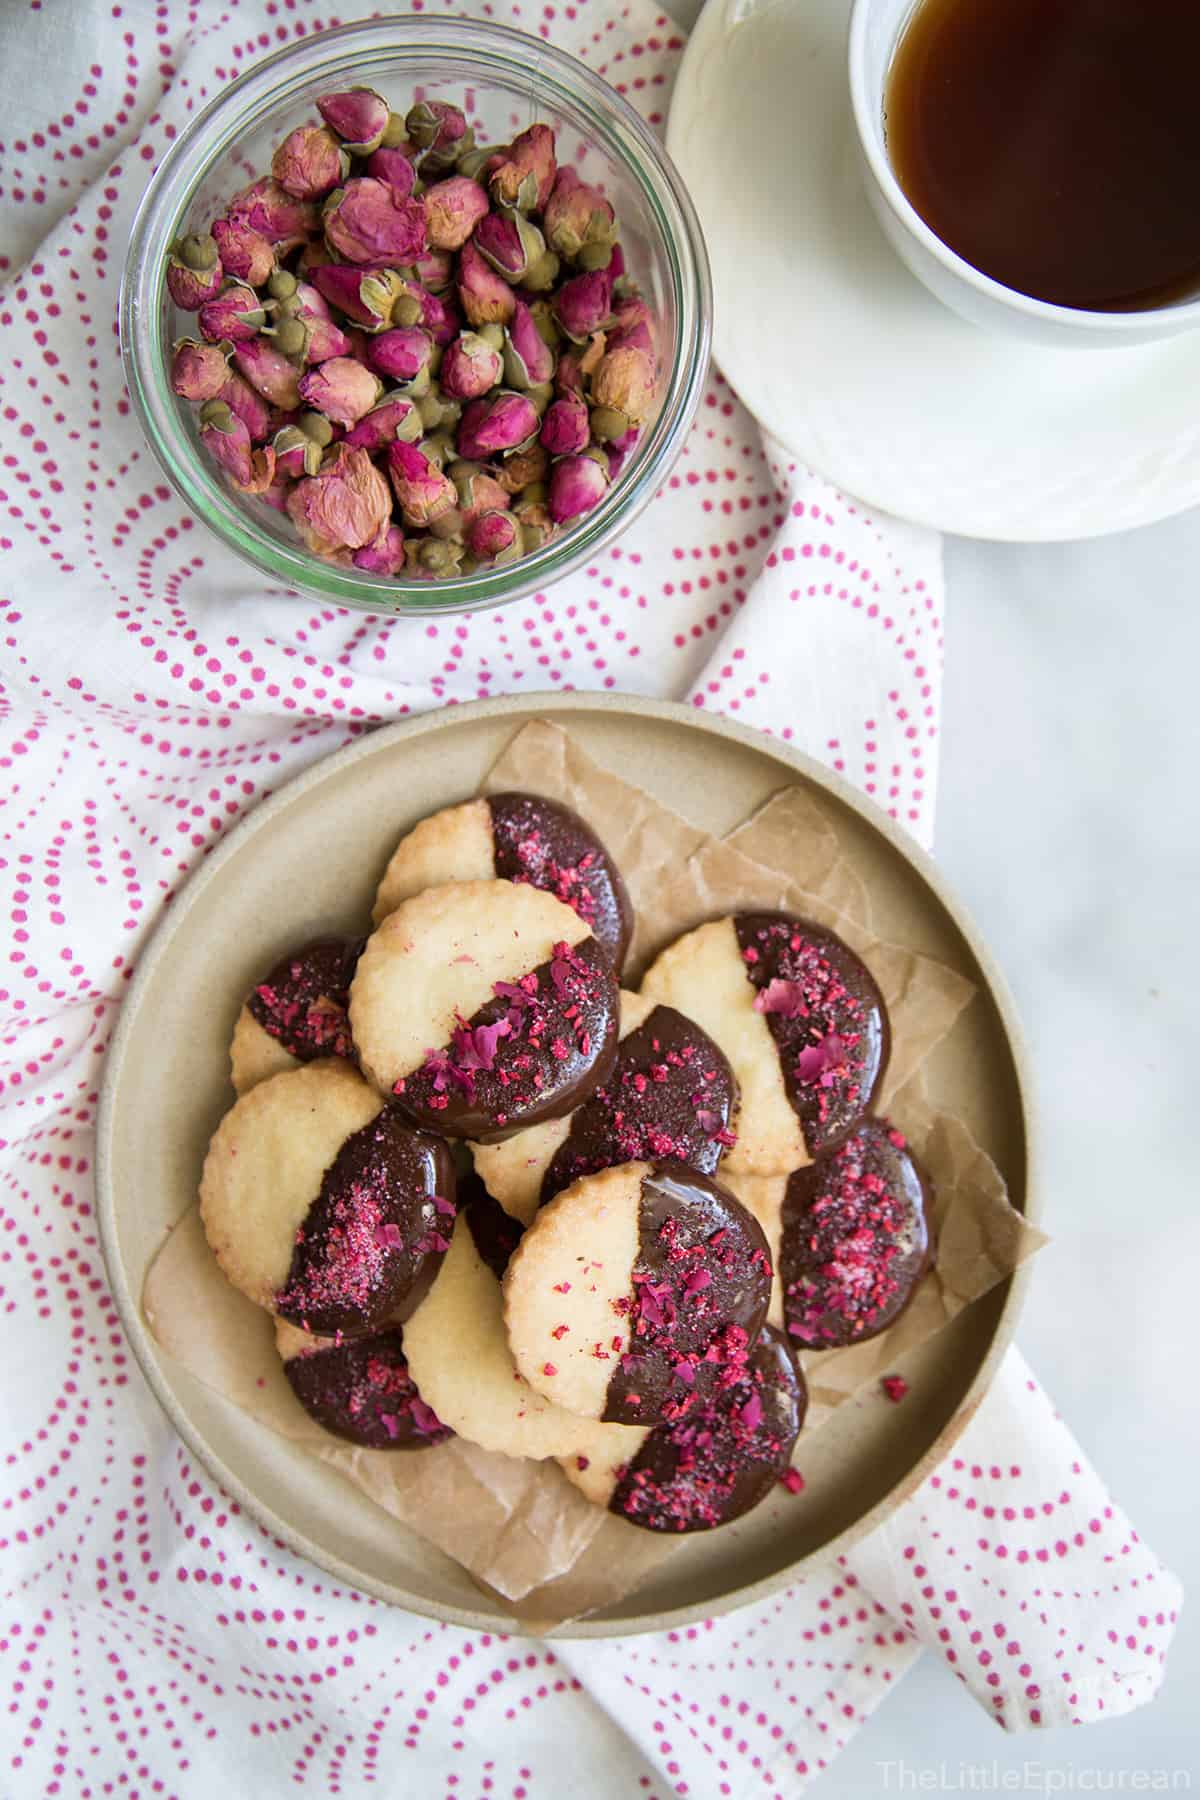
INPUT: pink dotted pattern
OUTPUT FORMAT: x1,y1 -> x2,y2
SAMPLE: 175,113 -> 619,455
0,1 -> 1179,1795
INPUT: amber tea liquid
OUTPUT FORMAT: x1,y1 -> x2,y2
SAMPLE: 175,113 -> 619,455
884,0 -> 1200,311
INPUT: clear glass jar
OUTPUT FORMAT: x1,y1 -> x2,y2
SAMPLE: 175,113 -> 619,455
119,17 -> 712,616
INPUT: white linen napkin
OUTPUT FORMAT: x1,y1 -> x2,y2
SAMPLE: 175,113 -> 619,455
0,2 -> 1180,1796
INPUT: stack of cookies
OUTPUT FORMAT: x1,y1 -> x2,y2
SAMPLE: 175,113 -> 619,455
199,789 -> 933,1534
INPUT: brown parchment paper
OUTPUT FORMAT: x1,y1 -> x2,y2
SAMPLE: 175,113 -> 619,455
142,718 -> 1044,1624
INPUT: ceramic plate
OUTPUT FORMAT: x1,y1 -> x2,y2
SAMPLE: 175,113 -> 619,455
96,695 -> 1036,1635
667,0 -> 1200,541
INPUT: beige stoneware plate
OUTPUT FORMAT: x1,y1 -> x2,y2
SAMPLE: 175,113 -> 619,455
96,693 -> 1036,1636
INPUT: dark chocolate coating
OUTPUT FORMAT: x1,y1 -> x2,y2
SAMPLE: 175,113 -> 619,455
780,1117 -> 932,1349
489,792 -> 633,973
282,1326 -> 451,1450
733,912 -> 889,1155
602,1160 -> 773,1426
247,935 -> 363,1064
393,937 -> 620,1143
610,1326 -> 806,1533
461,1167 -> 525,1280
541,1004 -> 737,1208
275,1110 -> 456,1337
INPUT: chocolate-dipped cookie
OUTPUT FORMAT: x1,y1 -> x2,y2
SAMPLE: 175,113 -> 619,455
276,1318 -> 451,1450
731,1118 -> 932,1347
230,935 -> 363,1095
502,1158 -> 772,1426
559,1326 -> 806,1533
402,1175 -> 608,1460
199,1061 -> 456,1336
640,913 -> 888,1176
350,879 -> 620,1142
472,991 -> 737,1226
372,791 -> 633,971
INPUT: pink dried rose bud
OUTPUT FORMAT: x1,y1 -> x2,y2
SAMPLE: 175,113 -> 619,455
548,449 -> 610,524
343,393 -> 423,452
608,293 -> 654,353
208,216 -> 273,287
198,398 -> 254,486
297,356 -> 383,427
233,337 -> 302,410
366,326 -> 433,384
352,523 -> 407,576
404,283 -> 461,346
411,247 -> 453,293
590,343 -> 656,425
311,264 -> 408,330
488,123 -> 557,214
295,307 -> 353,364
405,99 -> 469,157
465,508 -> 522,564
365,145 -> 418,202
538,390 -> 590,457
197,283 -> 266,344
323,178 -> 428,264
494,441 -> 547,494
553,268 -> 613,342
218,370 -> 273,443
440,329 -> 503,400
296,238 -> 334,276
605,423 -> 641,479
503,299 -> 555,390
456,389 -> 539,460
271,124 -> 347,201
273,424 -> 323,480
456,239 -> 516,327
542,168 -> 615,263
317,87 -> 391,155
386,440 -> 458,529
170,337 -> 231,401
165,234 -> 224,310
228,177 -> 319,246
423,175 -> 489,251
285,443 -> 392,555
451,463 -> 512,524
475,208 -> 547,284
235,444 -> 278,496
514,497 -> 555,551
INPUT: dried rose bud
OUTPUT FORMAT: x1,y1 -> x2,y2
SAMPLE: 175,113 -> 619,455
352,523 -> 407,577
605,424 -> 641,479
197,282 -> 266,344
228,177 -> 319,247
206,217 -> 271,290
456,143 -> 496,182
475,208 -> 547,284
542,167 -> 616,263
420,430 -> 459,473
405,99 -> 469,157
465,508 -> 522,564
412,247 -> 453,292
271,125 -> 347,202
366,326 -> 434,385
553,268 -> 613,342
527,297 -> 562,349
166,234 -> 224,310
548,449 -> 609,524
234,444 -> 278,496
342,393 -> 423,453
386,440 -> 458,529
317,87 -> 391,155
450,461 -> 512,525
514,497 -> 555,552
273,423 -> 324,480
494,441 -> 547,494
503,298 -> 555,390
456,239 -> 516,327
293,303 -> 353,364
456,389 -> 539,460
539,390 -> 590,457
609,293 -> 654,348
423,175 -> 489,251
416,285 -> 461,347
286,443 -> 392,555
171,337 -> 231,401
219,370 -> 273,443
488,123 -> 557,214
297,356 -> 382,427
363,144 -> 418,205
590,343 -> 656,426
198,398 -> 254,487
440,329 -> 503,400
311,264 -> 408,330
406,534 -> 465,578
233,337 -> 303,410
324,178 -> 428,265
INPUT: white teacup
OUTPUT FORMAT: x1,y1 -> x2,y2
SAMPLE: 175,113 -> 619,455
847,0 -> 1200,348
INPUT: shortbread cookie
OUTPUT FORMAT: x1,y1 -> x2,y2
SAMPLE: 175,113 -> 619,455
735,1118 -> 932,1350
402,1177 -> 601,1460
230,935 -> 362,1094
640,913 -> 888,1177
558,1326 -> 806,1532
372,791 -> 633,971
502,1159 -> 772,1426
199,1061 -> 456,1335
471,991 -> 737,1225
275,1318 -> 451,1449
349,879 -> 620,1141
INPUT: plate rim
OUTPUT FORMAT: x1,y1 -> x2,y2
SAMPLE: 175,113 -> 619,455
95,691 -> 1039,1638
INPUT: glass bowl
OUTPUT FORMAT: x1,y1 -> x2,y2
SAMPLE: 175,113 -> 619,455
119,17 -> 712,616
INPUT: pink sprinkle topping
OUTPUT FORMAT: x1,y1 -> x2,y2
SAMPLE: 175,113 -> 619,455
881,1374 -> 909,1403
432,1192 -> 456,1217
373,1221 -> 404,1250
739,1392 -> 763,1430
779,1468 -> 805,1494
409,1398 -> 445,1437
453,1016 -> 512,1072
753,977 -> 808,1018
542,1361 -> 558,1377
795,1031 -> 846,1085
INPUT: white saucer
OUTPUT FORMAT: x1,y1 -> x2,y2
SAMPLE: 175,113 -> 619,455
666,0 -> 1200,540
